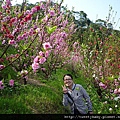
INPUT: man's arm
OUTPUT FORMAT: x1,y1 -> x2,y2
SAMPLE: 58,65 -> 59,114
62,93 -> 69,106
80,85 -> 93,113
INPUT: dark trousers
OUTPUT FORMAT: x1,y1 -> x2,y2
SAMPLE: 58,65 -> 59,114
74,109 -> 81,115
74,109 -> 89,115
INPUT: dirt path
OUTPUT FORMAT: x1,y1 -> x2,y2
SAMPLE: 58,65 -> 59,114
27,78 -> 61,95
27,78 -> 46,86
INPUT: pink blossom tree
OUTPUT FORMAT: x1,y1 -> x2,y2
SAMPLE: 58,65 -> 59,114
0,0 -> 76,83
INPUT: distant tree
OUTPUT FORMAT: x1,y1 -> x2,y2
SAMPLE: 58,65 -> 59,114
71,10 -> 91,28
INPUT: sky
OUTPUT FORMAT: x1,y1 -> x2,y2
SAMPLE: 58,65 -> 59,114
11,0 -> 120,30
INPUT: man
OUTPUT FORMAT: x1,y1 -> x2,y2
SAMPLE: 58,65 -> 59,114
62,74 -> 93,114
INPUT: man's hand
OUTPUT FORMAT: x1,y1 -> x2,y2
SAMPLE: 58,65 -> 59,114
62,85 -> 68,94
88,111 -> 93,114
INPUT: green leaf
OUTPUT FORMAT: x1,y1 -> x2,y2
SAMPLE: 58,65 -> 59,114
23,44 -> 28,50
107,76 -> 114,81
8,74 -> 11,80
46,26 -> 57,34
81,43 -> 87,49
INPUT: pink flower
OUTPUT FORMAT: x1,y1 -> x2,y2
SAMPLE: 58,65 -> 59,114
2,4 -> 6,9
99,82 -> 105,87
114,89 -> 118,94
31,6 -> 40,14
8,40 -> 16,45
32,62 -> 40,70
31,7 -> 37,14
49,10 -> 55,16
118,65 -> 120,69
63,20 -> 68,27
73,42 -> 79,48
24,14 -> 32,22
106,59 -> 109,63
114,88 -> 120,94
0,65 -> 4,70
24,10 -> 31,15
0,81 -> 4,90
22,32 -> 29,39
17,35 -> 23,41
9,79 -> 14,87
45,50 -> 50,58
39,57 -> 46,64
99,82 -> 107,89
34,6 -> 40,11
118,88 -> 120,93
60,32 -> 67,38
43,42 -> 52,50
2,40 -> 6,44
114,79 -> 119,86
39,51 -> 44,57
29,28 -> 34,35
6,0 -> 11,6
41,3 -> 45,10
42,15 -> 48,22
41,68 -> 46,71
10,17 -> 16,23
99,72 -> 103,76
33,56 -> 40,63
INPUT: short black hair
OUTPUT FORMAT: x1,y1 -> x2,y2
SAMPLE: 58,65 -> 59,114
63,74 -> 73,80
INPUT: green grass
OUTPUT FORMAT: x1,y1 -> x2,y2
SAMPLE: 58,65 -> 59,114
0,84 -> 69,114
0,97 -> 32,114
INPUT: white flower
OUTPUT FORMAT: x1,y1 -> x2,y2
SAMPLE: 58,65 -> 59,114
115,105 -> 117,108
104,101 -> 107,104
109,108 -> 112,111
21,70 -> 28,75
36,28 -> 40,33
92,74 -> 95,78
114,96 -> 120,101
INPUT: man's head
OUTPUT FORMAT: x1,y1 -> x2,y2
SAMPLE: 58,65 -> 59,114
63,74 -> 73,88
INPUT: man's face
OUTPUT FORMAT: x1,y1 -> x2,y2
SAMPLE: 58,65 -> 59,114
63,75 -> 73,87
